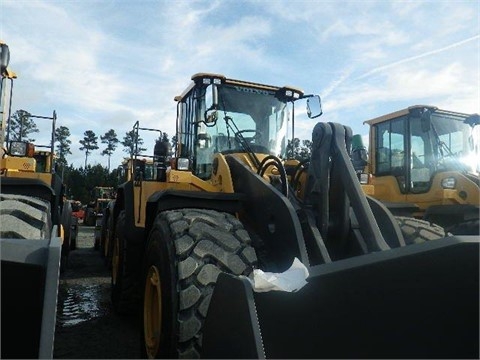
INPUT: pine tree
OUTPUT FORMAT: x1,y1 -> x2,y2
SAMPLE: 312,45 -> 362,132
55,126 -> 72,169
101,129 -> 119,171
9,109 -> 39,142
79,130 -> 99,168
121,129 -> 146,157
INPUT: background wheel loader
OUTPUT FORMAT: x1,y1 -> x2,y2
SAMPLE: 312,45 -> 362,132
107,73 -> 479,358
99,157 -> 154,266
84,186 -> 115,227
83,186 -> 115,249
357,105 -> 479,235
0,41 -> 71,358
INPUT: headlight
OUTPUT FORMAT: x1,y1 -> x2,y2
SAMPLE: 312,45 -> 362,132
441,177 -> 456,189
176,158 -> 190,171
9,141 -> 27,156
360,173 -> 369,184
283,88 -> 302,99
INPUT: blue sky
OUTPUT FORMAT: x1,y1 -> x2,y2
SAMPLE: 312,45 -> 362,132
1,0 -> 479,169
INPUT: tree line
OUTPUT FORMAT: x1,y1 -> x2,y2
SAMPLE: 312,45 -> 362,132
7,109 -> 312,204
6,109 -> 170,170
6,110 -> 172,202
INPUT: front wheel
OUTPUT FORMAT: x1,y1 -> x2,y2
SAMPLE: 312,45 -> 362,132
141,208 -> 258,359
0,194 -> 51,239
396,216 -> 449,245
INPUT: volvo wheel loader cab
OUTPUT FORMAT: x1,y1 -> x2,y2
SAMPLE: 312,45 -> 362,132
110,73 -> 478,359
0,41 -> 68,358
362,105 -> 479,234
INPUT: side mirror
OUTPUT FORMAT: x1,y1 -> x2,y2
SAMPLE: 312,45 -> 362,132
204,84 -> 219,125
0,43 -> 10,75
306,95 -> 322,119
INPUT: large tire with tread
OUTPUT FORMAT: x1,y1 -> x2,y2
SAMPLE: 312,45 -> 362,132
141,208 -> 258,359
396,216 -> 448,245
0,194 -> 51,239
111,210 -> 138,314
447,219 -> 479,236
104,209 -> 115,268
100,212 -> 109,258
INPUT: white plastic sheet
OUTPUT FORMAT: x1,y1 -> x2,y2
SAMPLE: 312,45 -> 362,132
244,257 -> 309,293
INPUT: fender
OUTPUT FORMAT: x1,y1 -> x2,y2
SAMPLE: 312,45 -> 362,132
145,189 -> 244,237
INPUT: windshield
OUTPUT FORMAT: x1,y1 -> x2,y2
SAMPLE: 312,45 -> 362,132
427,110 -> 479,174
178,77 -> 319,180
204,84 -> 289,157
374,108 -> 479,194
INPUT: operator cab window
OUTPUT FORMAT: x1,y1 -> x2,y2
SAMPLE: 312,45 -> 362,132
374,117 -> 407,192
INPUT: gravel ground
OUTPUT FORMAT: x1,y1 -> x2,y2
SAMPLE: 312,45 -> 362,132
53,225 -> 140,359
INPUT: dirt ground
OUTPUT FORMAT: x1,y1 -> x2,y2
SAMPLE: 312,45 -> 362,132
53,225 -> 140,359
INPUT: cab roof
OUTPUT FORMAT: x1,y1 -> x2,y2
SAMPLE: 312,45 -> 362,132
174,72 -> 304,102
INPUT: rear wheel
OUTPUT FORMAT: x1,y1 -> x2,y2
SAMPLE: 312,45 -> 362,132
396,216 -> 448,244
141,208 -> 257,359
100,213 -> 109,257
111,210 -> 138,314
104,210 -> 115,268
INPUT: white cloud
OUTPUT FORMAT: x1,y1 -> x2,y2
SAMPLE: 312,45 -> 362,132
326,60 -> 477,112
355,34 -> 480,80
321,67 -> 355,98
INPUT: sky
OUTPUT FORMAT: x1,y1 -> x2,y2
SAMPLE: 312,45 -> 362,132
1,0 -> 479,169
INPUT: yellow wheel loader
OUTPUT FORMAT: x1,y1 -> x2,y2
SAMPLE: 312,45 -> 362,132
84,186 -> 115,249
359,105 -> 479,235
108,73 -> 478,358
0,41 -> 71,358
100,157 -> 155,265
84,186 -> 114,227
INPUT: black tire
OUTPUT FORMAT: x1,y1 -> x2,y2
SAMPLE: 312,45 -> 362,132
447,219 -> 479,236
100,212 -> 109,258
111,210 -> 138,314
104,210 -> 115,269
70,221 -> 78,250
396,216 -> 449,245
85,209 -> 95,226
0,194 -> 51,239
94,228 -> 100,250
141,208 -> 258,359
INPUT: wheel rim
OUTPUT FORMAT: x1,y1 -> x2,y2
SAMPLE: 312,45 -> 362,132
112,235 -> 120,285
144,265 -> 162,359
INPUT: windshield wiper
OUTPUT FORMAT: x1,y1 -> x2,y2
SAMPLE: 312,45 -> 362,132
219,94 -> 261,168
224,115 -> 261,168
